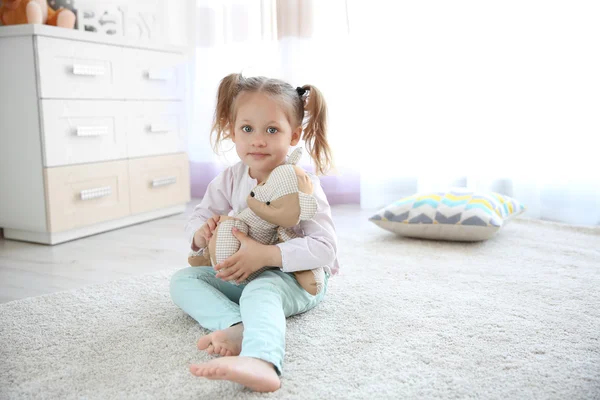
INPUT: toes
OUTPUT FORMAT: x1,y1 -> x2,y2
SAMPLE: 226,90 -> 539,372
189,365 -> 202,376
197,334 -> 212,351
225,350 -> 232,357
210,344 -> 230,357
190,363 -> 224,378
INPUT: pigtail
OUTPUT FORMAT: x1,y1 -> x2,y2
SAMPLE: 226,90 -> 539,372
211,73 -> 241,153
301,85 -> 333,175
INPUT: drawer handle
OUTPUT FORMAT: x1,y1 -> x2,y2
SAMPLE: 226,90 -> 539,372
152,176 -> 177,188
148,124 -> 170,133
80,186 -> 112,201
76,126 -> 109,137
72,64 -> 106,76
146,69 -> 173,81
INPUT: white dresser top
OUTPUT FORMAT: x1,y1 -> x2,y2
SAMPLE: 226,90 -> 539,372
0,24 -> 185,53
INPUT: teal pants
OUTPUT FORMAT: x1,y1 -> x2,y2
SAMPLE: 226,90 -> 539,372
169,267 -> 328,375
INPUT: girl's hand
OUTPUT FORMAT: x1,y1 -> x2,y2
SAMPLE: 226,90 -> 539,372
215,228 -> 268,283
193,215 -> 220,249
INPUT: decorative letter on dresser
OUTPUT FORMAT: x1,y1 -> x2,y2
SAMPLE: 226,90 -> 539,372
0,25 -> 190,244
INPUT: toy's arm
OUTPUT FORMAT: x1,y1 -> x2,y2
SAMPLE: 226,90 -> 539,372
275,176 -> 337,273
277,226 -> 299,242
278,215 -> 327,296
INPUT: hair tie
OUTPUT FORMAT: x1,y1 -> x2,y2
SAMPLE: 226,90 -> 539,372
296,87 -> 308,97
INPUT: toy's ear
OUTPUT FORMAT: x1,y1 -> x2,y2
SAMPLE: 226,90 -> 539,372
287,147 -> 303,165
298,192 -> 318,221
294,166 -> 314,194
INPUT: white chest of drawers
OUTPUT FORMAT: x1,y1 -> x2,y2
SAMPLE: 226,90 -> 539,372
0,25 -> 190,244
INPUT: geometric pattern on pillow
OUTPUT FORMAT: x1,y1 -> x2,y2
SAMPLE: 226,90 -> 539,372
369,189 -> 526,241
370,189 -> 526,227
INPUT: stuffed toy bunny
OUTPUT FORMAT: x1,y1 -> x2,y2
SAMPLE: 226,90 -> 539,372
0,0 -> 75,28
188,148 -> 326,296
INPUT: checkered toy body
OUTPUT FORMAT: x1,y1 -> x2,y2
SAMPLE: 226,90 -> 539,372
188,148 -> 325,295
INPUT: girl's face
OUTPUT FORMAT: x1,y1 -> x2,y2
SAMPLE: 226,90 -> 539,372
232,91 -> 301,182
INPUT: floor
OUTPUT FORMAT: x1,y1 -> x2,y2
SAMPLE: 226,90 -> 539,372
3,201 -> 598,398
0,201 -> 366,304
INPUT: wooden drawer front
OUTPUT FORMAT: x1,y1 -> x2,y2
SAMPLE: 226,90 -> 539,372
45,160 -> 130,232
126,102 -> 185,158
36,36 -> 122,99
128,153 -> 190,215
40,100 -> 127,166
123,48 -> 184,100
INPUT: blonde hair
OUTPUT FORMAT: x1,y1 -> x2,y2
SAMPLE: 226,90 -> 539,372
211,73 -> 333,175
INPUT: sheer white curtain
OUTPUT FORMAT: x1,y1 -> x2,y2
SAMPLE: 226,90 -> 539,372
187,1 -> 600,225
348,0 -> 600,225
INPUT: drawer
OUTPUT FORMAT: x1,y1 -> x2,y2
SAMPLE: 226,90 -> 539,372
36,36 -> 123,99
128,153 -> 190,215
122,48 -> 184,100
45,160 -> 130,232
125,102 -> 186,158
40,100 -> 127,167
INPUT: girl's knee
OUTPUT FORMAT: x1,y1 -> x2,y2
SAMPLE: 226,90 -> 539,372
170,267 -> 192,285
170,268 -> 189,301
169,267 -> 213,295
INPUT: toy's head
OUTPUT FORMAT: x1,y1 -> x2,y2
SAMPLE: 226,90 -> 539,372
247,148 -> 318,228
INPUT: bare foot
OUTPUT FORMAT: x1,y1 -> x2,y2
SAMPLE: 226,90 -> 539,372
189,356 -> 280,392
197,323 -> 244,357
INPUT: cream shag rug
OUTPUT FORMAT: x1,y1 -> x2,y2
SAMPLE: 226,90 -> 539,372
1,216 -> 599,399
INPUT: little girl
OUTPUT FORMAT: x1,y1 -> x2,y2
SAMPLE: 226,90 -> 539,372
170,73 -> 339,392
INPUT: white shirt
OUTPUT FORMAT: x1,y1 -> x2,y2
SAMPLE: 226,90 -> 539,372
185,161 -> 340,275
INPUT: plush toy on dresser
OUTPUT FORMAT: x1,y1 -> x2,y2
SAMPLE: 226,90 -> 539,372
0,0 -> 75,28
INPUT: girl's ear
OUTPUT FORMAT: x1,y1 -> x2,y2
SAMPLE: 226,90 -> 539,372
291,126 -> 302,146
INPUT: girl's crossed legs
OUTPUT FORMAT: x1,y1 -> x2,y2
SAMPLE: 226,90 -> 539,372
170,266 -> 328,392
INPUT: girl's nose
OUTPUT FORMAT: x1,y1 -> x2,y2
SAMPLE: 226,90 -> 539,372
251,137 -> 267,147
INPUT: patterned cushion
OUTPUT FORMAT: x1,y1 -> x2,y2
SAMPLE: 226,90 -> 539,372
369,189 -> 526,241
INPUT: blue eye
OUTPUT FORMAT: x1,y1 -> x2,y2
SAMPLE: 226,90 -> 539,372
267,127 -> 278,134
242,125 -> 252,133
